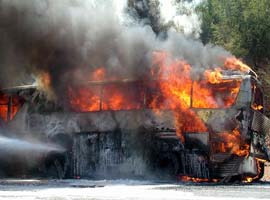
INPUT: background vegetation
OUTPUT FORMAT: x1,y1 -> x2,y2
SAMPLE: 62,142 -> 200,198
198,0 -> 270,66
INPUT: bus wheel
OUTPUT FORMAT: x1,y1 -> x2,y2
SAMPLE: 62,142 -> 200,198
45,154 -> 67,179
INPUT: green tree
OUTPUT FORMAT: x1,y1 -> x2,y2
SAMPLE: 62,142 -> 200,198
197,0 -> 270,66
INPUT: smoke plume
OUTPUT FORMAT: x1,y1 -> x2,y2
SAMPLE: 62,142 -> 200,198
128,0 -> 202,37
0,0 -> 231,101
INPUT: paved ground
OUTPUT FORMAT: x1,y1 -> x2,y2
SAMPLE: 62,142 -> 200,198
0,179 -> 270,200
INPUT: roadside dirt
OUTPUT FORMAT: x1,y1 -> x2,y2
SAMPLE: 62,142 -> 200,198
261,162 -> 270,182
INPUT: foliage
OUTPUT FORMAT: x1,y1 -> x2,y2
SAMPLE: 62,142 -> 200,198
197,0 -> 270,65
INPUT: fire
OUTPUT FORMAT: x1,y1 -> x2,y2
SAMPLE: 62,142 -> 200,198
68,52 -> 248,149
151,52 -> 192,109
68,53 -> 244,115
102,84 -> 143,111
36,72 -> 51,89
0,104 -> 8,122
179,175 -> 219,183
68,86 -> 101,112
91,68 -> 106,81
192,80 -> 241,108
179,175 -> 209,183
150,52 -> 207,141
0,93 -> 8,121
243,177 -> 254,183
201,66 -> 241,108
35,71 -> 55,99
0,93 -> 22,122
224,57 -> 256,75
204,68 -> 223,84
219,128 -> 250,157
252,104 -> 263,111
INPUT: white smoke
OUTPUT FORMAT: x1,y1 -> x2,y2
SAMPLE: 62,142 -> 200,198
159,0 -> 203,38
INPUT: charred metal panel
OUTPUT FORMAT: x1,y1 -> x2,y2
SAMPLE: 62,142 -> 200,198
72,131 -> 125,178
251,111 -> 270,159
27,110 -> 176,137
70,130 -> 159,179
185,132 -> 209,147
235,77 -> 252,108
252,111 -> 270,135
184,151 -> 209,178
72,133 -> 99,177
196,109 -> 239,133
211,156 -> 243,177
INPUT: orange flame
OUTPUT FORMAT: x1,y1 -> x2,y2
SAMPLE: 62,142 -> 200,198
180,175 -> 209,182
91,68 -> 106,81
252,104 -> 263,111
68,86 -> 101,112
179,175 -> 219,183
0,105 -> 8,122
35,71 -> 55,99
204,68 -> 223,84
193,79 -> 241,109
218,128 -> 250,157
102,84 -> 143,111
0,93 -> 22,122
224,57 -> 253,73
150,52 -> 207,141
36,72 -> 51,89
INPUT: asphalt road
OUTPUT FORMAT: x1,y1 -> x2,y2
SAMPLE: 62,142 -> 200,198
0,179 -> 269,200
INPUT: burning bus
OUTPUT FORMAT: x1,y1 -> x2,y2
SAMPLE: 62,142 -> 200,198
0,56 -> 270,182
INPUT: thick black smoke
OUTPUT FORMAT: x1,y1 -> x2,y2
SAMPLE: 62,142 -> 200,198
127,0 -> 167,35
0,0 -> 230,100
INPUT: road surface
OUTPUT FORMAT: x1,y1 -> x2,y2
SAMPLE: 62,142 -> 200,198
0,179 -> 269,200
